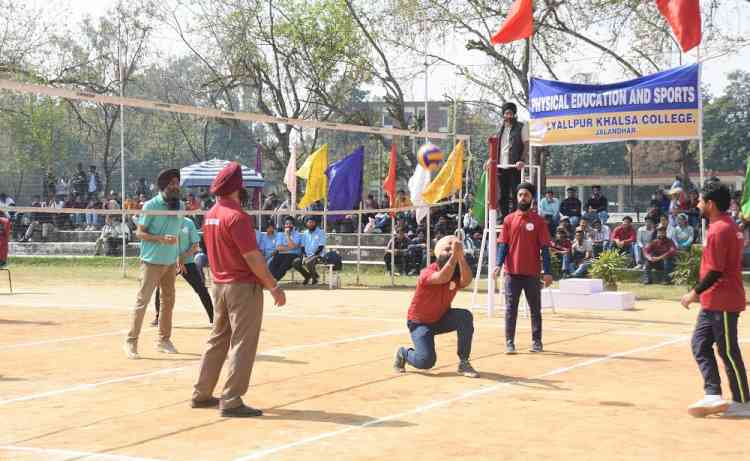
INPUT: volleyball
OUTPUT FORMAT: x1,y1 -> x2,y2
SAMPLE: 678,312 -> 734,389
417,143 -> 444,172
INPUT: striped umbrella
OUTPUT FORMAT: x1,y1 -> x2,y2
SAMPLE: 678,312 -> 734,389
179,158 -> 265,189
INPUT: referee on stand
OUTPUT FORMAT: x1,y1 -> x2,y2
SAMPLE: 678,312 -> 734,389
681,179 -> 750,418
494,182 -> 553,354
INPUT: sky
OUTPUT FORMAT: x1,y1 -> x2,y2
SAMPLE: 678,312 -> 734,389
38,0 -> 750,105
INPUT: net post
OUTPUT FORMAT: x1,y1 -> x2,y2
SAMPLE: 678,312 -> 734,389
390,214 -> 396,287
487,135 -> 499,317
357,206 -> 362,285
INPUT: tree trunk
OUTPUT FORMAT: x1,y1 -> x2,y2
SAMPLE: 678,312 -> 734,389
679,141 -> 691,188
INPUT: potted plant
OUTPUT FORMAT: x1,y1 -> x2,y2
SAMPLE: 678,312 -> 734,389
590,249 -> 629,291
672,244 -> 703,287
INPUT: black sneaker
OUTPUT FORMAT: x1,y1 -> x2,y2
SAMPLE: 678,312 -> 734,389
302,277 -> 310,285
529,341 -> 543,353
150,318 -> 158,327
311,277 -> 319,285
505,340 -> 517,355
221,404 -> 263,418
458,360 -> 480,378
393,347 -> 406,373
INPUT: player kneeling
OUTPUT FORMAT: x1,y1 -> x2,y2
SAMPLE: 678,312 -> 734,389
393,236 -> 479,378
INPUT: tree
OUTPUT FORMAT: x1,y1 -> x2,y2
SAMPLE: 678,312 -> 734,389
0,97 -> 74,197
165,0 -> 372,179
51,1 -> 156,194
703,70 -> 750,171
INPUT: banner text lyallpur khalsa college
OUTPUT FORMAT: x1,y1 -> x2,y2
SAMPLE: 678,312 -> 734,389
529,64 -> 700,146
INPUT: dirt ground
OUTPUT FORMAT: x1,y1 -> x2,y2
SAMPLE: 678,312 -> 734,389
1,268 -> 749,461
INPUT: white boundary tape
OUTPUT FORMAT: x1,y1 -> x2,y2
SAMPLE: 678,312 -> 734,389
0,199 -> 460,217
0,79 -> 468,141
232,336 -> 688,460
0,445 -> 163,461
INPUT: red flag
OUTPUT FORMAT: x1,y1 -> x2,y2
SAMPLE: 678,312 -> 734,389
383,142 -> 397,208
656,0 -> 701,52
490,0 -> 533,45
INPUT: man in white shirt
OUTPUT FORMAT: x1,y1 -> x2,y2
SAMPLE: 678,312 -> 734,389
570,228 -> 594,278
0,192 -> 15,208
539,189 -> 560,234
635,217 -> 656,269
590,219 -> 611,257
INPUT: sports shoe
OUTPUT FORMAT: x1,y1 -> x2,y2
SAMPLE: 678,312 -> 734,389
156,340 -> 179,354
687,395 -> 731,417
124,341 -> 140,360
505,340 -> 517,355
722,401 -> 750,418
529,341 -> 544,353
458,360 -> 480,378
221,404 -> 263,418
150,318 -> 158,327
393,347 -> 406,373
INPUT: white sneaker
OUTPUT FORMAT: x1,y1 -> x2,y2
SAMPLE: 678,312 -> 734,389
157,340 -> 179,354
124,342 -> 140,360
722,401 -> 750,418
688,395 -> 730,417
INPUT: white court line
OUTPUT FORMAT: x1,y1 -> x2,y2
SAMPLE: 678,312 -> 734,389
0,327 -> 409,407
0,323 -> 210,351
233,336 -> 688,461
0,330 -> 126,350
0,444 -> 164,461
263,329 -> 404,355
0,299 -> 404,322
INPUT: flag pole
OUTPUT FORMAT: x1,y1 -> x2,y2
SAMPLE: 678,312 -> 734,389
291,143 -> 297,221
390,214 -> 396,286
527,34 -> 533,187
423,21 -> 429,143
118,10 -> 127,278
697,44 -> 706,243
454,99 -> 463,234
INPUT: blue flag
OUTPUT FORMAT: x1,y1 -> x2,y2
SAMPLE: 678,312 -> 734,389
326,146 -> 364,222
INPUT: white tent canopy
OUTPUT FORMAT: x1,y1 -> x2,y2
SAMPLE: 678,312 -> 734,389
179,158 -> 264,189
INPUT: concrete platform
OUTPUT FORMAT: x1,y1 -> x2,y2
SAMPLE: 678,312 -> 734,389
558,278 -> 604,294
542,288 -> 635,311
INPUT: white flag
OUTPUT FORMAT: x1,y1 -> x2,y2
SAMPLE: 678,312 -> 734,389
408,165 -> 432,224
284,145 -> 297,194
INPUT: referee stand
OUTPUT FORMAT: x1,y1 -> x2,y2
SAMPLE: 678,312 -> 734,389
469,135 -> 552,318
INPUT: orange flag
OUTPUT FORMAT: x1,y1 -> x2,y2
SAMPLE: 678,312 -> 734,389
656,0 -> 701,52
490,0 -> 533,45
383,142 -> 398,208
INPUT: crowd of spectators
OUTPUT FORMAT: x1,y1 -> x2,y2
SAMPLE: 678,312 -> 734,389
3,170 -> 747,285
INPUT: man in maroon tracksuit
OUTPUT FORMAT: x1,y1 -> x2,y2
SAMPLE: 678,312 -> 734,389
681,180 -> 749,418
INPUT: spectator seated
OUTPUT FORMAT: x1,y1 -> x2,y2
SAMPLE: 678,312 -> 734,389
642,225 -> 677,284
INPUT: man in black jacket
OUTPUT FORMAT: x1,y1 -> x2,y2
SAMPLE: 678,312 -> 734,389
559,187 -> 582,227
496,102 -> 529,218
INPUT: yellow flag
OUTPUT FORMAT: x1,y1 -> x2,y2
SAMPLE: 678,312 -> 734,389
296,144 -> 329,208
422,141 -> 464,204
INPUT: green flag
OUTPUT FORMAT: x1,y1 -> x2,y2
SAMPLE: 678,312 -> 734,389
741,159 -> 750,220
472,171 -> 487,226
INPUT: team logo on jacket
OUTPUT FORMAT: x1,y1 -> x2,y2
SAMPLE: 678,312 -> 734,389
526,222 -> 535,231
